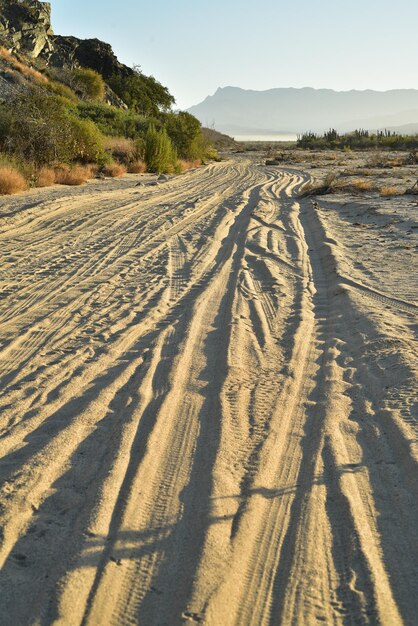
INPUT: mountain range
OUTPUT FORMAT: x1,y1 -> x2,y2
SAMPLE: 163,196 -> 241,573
187,86 -> 418,136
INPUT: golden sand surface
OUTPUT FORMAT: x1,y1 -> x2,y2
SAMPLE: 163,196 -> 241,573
0,155 -> 417,625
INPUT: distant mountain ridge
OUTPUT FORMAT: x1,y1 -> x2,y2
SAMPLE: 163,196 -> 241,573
187,86 -> 418,135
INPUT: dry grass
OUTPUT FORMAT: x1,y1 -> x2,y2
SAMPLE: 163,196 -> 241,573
179,159 -> 201,172
386,158 -> 406,167
54,165 -> 92,186
105,137 -> 135,164
127,160 -> 146,174
0,47 -> 47,84
0,165 -> 28,194
86,163 -> 100,177
36,167 -> 56,187
380,186 -> 399,196
366,153 -> 407,169
301,173 -> 376,197
350,180 -> 374,191
103,163 -> 127,178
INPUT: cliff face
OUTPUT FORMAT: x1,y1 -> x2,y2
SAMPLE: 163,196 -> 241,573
0,0 -> 133,79
0,0 -> 53,58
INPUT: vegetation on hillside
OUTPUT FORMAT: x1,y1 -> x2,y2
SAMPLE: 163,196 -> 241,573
0,50 -> 217,193
107,67 -> 175,116
297,128 -> 418,150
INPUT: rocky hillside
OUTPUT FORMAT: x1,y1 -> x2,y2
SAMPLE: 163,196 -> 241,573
0,0 -> 135,88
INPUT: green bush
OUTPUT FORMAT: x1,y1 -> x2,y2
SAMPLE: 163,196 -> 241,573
164,111 -> 201,158
71,68 -> 105,101
297,128 -> 418,150
144,125 -> 178,173
69,117 -> 108,164
45,80 -> 79,103
0,88 -> 107,166
77,102 -> 154,138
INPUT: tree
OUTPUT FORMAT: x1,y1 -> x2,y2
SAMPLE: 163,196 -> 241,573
108,68 -> 175,116
164,111 -> 203,158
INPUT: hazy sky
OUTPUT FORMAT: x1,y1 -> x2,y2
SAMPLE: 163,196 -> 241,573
49,0 -> 418,110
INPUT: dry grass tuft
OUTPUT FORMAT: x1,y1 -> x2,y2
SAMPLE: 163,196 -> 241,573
179,159 -> 201,172
103,163 -> 127,178
380,186 -> 399,196
301,173 -> 377,197
0,165 -> 28,194
54,165 -> 91,186
0,47 -> 48,84
86,163 -> 100,178
350,180 -> 374,191
127,160 -> 146,174
36,167 -> 55,187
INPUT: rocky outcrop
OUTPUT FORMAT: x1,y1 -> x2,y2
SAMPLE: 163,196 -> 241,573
0,0 -> 134,79
49,36 -> 133,79
0,0 -> 134,108
0,0 -> 53,58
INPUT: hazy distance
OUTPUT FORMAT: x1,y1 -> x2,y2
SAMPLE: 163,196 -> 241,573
187,87 -> 418,139
49,0 -> 418,111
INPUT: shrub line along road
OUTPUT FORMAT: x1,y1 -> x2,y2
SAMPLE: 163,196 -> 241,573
0,156 -> 417,625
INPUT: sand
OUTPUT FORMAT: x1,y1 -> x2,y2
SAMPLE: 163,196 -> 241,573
0,156 -> 417,625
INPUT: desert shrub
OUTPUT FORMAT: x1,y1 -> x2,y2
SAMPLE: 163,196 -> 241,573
36,167 -> 56,187
127,160 -> 146,173
133,137 -> 145,160
0,89 -> 107,166
69,117 -> 107,164
0,106 -> 14,143
0,165 -> 28,194
104,136 -> 135,163
54,165 -> 91,185
144,125 -> 178,173
298,128 -> 418,151
71,68 -> 105,101
103,162 -> 127,177
302,174 -> 379,196
300,172 -> 337,196
0,89 -> 75,164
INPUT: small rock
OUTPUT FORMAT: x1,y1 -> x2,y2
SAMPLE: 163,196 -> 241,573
109,556 -> 122,566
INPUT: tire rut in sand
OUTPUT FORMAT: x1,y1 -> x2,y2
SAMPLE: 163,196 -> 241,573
0,160 -> 416,626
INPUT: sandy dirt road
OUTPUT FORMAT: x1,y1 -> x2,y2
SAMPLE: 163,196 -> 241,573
0,156 -> 417,625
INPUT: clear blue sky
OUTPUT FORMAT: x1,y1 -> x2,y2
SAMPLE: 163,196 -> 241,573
49,0 -> 418,110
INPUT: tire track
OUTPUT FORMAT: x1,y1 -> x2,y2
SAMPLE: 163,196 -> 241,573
0,159 -> 416,626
